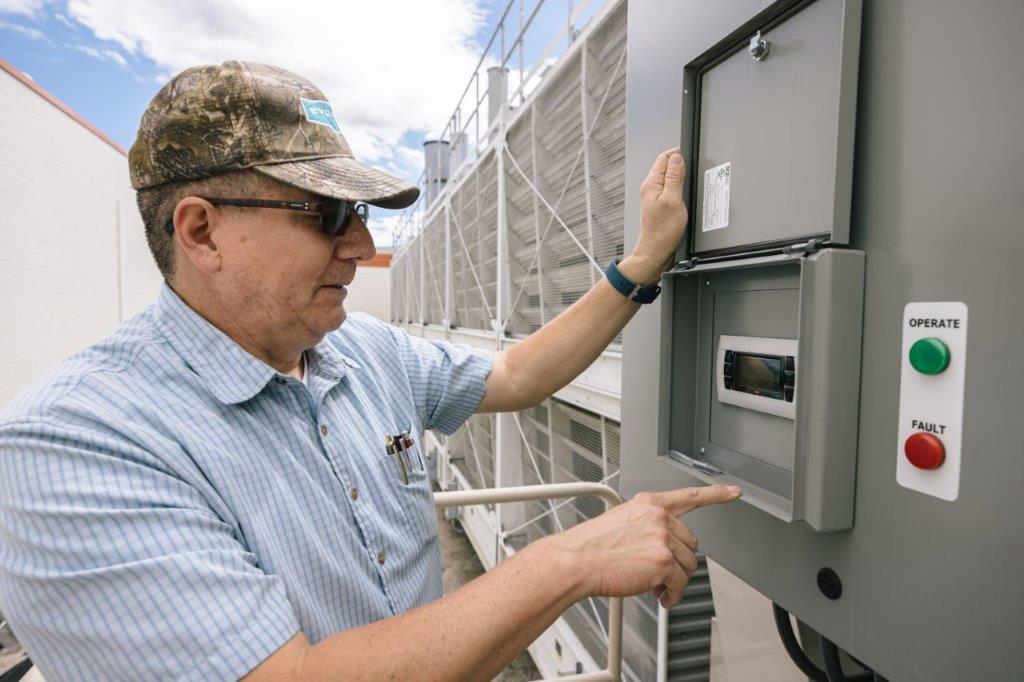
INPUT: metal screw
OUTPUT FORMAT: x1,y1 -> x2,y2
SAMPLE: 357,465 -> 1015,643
748,30 -> 771,61
704,279 -> 711,287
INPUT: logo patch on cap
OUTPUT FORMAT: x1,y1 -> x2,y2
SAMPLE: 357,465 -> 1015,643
300,98 -> 340,133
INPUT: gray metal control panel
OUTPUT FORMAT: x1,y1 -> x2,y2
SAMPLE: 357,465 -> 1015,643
662,249 -> 863,531
621,0 -> 1024,680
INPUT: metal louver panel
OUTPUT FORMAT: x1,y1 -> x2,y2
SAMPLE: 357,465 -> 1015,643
502,3 -> 627,341
390,250 -> 406,323
584,3 -> 628,345
407,236 -> 424,323
622,568 -> 714,682
584,2 -> 627,271
516,397 -> 713,681
449,413 -> 496,491
535,52 -> 593,325
516,398 -> 622,670
422,211 -> 446,325
390,254 -> 399,323
450,150 -> 498,330
506,112 -> 544,335
516,401 -> 554,547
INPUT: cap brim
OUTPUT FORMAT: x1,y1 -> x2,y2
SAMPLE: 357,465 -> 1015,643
253,156 -> 420,209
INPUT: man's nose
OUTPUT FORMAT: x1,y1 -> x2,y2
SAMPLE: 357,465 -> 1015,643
335,214 -> 377,262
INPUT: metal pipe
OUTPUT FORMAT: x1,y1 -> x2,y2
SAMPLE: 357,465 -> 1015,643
487,66 -> 509,130
656,604 -> 668,682
434,482 -> 624,681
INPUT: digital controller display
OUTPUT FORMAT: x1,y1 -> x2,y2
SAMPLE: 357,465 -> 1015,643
731,353 -> 783,399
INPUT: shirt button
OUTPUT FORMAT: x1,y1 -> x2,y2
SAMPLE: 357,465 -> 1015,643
377,551 -> 386,565
274,377 -> 287,385
320,424 -> 328,437
350,487 -> 359,501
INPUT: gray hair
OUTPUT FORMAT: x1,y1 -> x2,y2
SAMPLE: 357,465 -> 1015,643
134,169 -> 278,280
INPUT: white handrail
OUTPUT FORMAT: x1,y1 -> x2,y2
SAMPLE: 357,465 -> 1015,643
433,482 -> 623,681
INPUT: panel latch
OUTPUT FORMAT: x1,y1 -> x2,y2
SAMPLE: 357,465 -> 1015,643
748,30 -> 771,61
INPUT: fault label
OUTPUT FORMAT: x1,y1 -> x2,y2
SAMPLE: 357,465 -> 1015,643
702,162 -> 731,232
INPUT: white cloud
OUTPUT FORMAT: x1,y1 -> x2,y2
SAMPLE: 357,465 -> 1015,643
74,43 -> 126,66
0,17 -> 47,40
367,211 -> 404,249
64,0 -> 488,182
0,0 -> 44,16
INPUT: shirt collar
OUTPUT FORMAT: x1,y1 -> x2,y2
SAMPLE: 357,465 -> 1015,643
154,283 -> 359,405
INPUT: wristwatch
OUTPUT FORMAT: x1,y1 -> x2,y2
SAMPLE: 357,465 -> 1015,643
605,258 -> 662,304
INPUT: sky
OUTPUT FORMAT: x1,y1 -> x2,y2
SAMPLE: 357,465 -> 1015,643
0,0 -> 597,246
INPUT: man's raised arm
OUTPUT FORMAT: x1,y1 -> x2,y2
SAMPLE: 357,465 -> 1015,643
478,148 -> 687,413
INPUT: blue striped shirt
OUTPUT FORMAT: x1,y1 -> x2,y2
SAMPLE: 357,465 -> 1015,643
0,283 -> 492,681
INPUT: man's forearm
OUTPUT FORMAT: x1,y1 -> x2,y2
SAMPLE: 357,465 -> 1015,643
483,252 -> 668,412
248,536 -> 582,681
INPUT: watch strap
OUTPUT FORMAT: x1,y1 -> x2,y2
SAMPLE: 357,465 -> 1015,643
605,258 -> 662,304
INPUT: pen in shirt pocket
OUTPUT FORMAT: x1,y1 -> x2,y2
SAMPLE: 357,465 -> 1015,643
400,428 -> 419,471
384,433 -> 410,485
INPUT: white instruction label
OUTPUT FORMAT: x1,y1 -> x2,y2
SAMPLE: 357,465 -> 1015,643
702,162 -> 731,232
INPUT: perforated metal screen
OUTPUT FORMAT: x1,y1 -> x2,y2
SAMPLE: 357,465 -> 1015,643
390,249 -> 407,323
391,3 -> 626,340
505,5 -> 627,342
512,399 -> 621,669
505,112 -> 544,334
407,236 -> 424,323
421,211 -> 446,325
584,2 -> 628,277
449,413 -> 496,491
450,150 -> 498,330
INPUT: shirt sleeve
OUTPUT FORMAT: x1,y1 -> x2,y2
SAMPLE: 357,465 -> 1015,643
384,325 -> 494,435
0,416 -> 300,682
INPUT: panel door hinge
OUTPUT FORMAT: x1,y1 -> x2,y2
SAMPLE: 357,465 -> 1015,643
783,237 -> 827,257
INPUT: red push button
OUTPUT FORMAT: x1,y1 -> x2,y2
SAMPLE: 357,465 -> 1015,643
904,432 -> 945,470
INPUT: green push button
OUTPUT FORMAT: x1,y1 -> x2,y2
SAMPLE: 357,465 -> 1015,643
909,337 -> 950,375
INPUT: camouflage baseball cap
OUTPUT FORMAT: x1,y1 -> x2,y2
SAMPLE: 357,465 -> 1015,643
129,60 -> 419,209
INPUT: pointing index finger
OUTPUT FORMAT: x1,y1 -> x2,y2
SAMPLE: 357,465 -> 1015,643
653,484 -> 741,517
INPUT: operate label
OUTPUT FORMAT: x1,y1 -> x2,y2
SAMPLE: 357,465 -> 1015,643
702,162 -> 731,232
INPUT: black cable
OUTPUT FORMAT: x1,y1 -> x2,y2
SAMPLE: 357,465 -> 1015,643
772,603 -> 829,682
0,657 -> 33,682
820,635 -> 875,682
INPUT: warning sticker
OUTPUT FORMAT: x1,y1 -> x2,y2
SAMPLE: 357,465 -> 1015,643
702,162 -> 731,232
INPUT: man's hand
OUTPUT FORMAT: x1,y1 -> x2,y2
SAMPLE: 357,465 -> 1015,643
543,484 -> 740,608
619,147 -> 688,286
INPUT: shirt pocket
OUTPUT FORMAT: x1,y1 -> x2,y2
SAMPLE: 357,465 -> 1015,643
378,434 -> 437,538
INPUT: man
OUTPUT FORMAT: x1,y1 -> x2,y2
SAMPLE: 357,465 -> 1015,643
0,61 -> 739,680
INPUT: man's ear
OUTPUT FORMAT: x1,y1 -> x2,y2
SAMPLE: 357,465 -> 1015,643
173,197 -> 222,274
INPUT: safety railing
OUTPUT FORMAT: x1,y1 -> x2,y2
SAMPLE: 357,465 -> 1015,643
392,0 -> 603,248
433,482 -> 624,681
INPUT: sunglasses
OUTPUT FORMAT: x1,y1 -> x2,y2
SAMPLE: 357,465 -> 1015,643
163,197 -> 369,238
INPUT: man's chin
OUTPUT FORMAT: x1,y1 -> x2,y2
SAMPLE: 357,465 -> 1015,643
320,306 -> 346,334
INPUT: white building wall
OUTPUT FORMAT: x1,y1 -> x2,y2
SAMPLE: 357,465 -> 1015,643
0,64 -> 162,408
345,262 -> 391,322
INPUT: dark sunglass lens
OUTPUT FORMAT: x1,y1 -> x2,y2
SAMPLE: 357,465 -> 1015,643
319,198 -> 346,237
